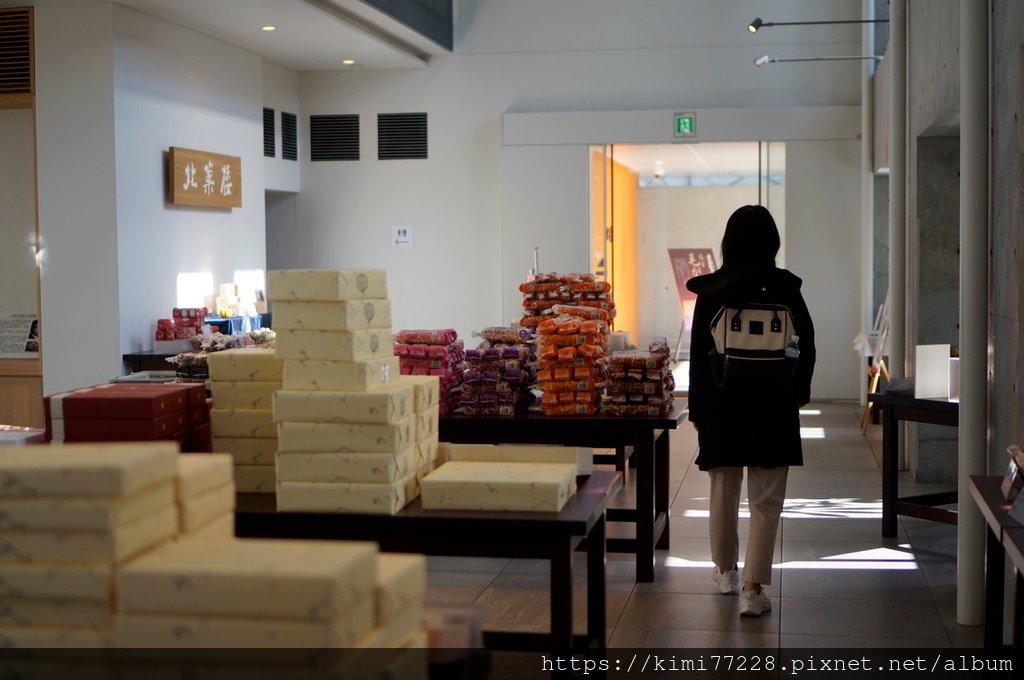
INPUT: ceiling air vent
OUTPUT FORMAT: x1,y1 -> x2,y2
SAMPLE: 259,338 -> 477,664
378,112 -> 427,160
281,111 -> 297,161
310,114 -> 359,161
0,8 -> 33,98
263,107 -> 275,157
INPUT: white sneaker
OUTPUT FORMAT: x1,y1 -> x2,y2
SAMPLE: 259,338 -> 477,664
711,567 -> 740,594
740,588 -> 772,617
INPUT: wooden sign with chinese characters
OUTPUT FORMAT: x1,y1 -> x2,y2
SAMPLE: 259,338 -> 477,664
167,147 -> 242,208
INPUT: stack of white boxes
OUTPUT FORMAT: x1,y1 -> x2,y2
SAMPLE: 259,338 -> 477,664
208,348 -> 283,494
0,443 -> 180,648
268,269 -> 441,514
176,454 -> 236,540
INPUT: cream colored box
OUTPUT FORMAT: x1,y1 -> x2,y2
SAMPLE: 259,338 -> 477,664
273,382 -> 415,425
414,406 -> 439,442
376,554 -> 426,626
233,464 -> 276,494
0,625 -> 114,649
177,454 -> 234,498
397,375 -> 440,411
207,349 -> 283,382
354,605 -> 424,649
273,299 -> 392,332
185,512 -> 234,541
268,269 -> 387,302
0,597 -> 114,627
276,446 -> 419,484
0,442 -> 178,498
421,462 -> 577,512
213,437 -> 278,465
276,474 -> 419,515
0,505 -> 177,564
0,562 -> 112,601
0,481 -> 173,532
443,444 -> 580,471
277,417 -> 415,454
417,434 -> 439,468
283,357 -> 399,392
115,600 -> 374,648
179,483 -> 234,532
210,409 -> 277,439
275,329 -> 395,362
118,538 -> 377,619
210,381 -> 280,410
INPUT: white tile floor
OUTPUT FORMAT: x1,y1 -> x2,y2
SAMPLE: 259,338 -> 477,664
424,401 -> 982,649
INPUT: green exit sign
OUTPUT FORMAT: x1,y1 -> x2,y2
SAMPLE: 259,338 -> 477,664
674,112 -> 696,138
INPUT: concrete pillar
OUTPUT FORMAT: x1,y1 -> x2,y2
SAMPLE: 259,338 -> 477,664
956,0 -> 989,627
887,0 -> 906,377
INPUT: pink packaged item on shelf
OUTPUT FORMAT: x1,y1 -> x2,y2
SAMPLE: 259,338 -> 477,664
394,329 -> 458,345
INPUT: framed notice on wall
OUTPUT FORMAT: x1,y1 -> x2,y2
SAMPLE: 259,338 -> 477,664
167,147 -> 242,208
0,313 -> 39,359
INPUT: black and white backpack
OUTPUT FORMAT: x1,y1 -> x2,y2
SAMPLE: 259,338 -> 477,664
708,300 -> 798,398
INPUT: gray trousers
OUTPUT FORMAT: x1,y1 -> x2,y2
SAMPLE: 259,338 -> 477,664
708,466 -> 789,585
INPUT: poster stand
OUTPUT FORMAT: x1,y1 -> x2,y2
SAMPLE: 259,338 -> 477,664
667,248 -> 717,363
859,294 -> 890,433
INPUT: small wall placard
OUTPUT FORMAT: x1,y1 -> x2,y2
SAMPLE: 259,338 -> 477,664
168,147 -> 242,208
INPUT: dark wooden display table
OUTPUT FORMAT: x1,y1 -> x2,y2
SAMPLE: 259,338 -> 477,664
867,377 -> 959,537
235,470 -> 622,651
122,351 -> 179,374
439,401 -> 687,583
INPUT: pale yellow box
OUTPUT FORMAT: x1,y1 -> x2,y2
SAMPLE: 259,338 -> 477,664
268,269 -> 387,302
276,446 -> 419,484
0,597 -> 114,627
0,562 -> 112,601
233,464 -> 276,494
177,454 -> 233,498
274,329 -> 395,363
207,349 -> 283,382
276,474 -> 419,515
0,442 -> 178,498
212,437 -> 278,465
277,417 -> 415,454
397,375 -> 440,411
178,483 -> 234,532
417,434 -> 439,468
354,605 -> 424,649
376,554 -> 426,626
0,505 -> 177,564
442,444 -> 580,471
117,538 -> 377,620
210,381 -> 280,410
273,382 -> 415,425
282,357 -> 399,392
0,480 -> 173,532
420,462 -> 577,512
0,625 -> 114,649
184,512 -> 234,541
414,406 -> 439,442
210,409 -> 276,439
272,299 -> 392,331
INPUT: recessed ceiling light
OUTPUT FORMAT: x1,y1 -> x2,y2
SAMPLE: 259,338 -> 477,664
261,25 -> 276,32
342,59 -> 356,65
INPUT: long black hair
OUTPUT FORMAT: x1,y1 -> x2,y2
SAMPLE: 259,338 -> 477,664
720,204 -> 780,269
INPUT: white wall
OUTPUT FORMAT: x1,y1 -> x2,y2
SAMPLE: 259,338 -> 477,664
35,3 -> 120,393
113,5 -> 266,355
0,109 -> 37,316
263,61 -> 300,193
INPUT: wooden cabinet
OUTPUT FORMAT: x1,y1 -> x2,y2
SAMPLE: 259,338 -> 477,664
0,359 -> 44,428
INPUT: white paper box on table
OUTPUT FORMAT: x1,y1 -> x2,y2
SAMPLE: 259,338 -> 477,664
0,562 -> 112,601
914,344 -> 953,399
414,406 -> 439,442
177,454 -> 233,498
115,602 -> 374,648
184,512 -> 234,541
210,409 -> 277,439
442,443 -> 583,475
276,446 -> 419,484
118,537 -> 377,620
277,418 -> 415,454
375,554 -> 426,626
275,329 -> 394,362
272,383 -> 415,425
0,443 -> 178,498
213,437 -> 278,465
178,483 -> 234,532
421,462 -> 578,512
0,597 -> 114,627
268,269 -> 387,302
397,375 -> 440,412
283,357 -> 400,392
417,434 -> 439,468
210,381 -> 280,410
0,505 -> 177,563
207,349 -> 283,383
272,299 -> 392,332
948,357 -> 961,402
233,465 -> 276,493
276,474 -> 420,515
0,625 -> 114,649
0,481 -> 174,532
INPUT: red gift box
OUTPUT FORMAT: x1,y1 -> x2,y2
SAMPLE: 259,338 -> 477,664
44,384 -> 189,421
183,422 -> 213,453
49,411 -> 187,442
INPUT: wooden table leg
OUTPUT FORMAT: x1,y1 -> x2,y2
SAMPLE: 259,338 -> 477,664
587,514 -> 607,650
655,428 -> 670,550
881,404 -> 899,538
985,526 -> 1005,649
1014,568 -> 1023,653
551,536 -> 574,649
635,431 -> 656,582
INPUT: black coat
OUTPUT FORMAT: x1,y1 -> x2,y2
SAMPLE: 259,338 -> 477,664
686,265 -> 816,470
